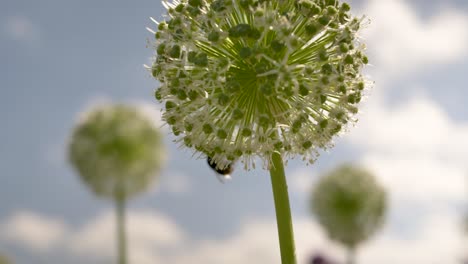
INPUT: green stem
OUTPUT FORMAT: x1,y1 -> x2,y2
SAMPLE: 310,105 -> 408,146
269,151 -> 297,264
116,196 -> 127,264
346,246 -> 356,264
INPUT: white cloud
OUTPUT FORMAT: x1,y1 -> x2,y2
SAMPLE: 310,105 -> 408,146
0,210 -> 184,264
163,215 -> 466,264
154,216 -> 462,264
290,167 -> 318,195
69,210 -> 185,263
362,153 -> 466,204
164,218 -> 343,264
361,0 -> 468,79
3,16 -> 39,42
361,211 -> 465,264
0,211 -> 67,252
1,209 -> 466,264
291,92 -> 468,204
346,94 -> 468,204
159,171 -> 192,195
349,95 -> 468,158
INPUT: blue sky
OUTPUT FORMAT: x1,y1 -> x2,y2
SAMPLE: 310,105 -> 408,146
1,0 -> 468,263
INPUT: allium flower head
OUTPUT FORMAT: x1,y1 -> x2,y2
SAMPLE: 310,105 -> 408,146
150,0 -> 369,169
68,104 -> 166,199
310,164 -> 386,249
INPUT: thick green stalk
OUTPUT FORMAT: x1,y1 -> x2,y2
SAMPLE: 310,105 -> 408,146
269,151 -> 297,264
116,196 -> 127,264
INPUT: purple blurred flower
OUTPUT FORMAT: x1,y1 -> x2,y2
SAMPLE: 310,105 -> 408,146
310,253 -> 335,264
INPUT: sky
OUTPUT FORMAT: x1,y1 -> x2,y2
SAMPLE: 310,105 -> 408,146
1,0 -> 468,263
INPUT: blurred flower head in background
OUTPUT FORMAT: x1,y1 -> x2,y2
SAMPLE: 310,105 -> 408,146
149,0 -> 370,170
310,164 -> 387,249
309,252 -> 337,264
68,104 -> 166,200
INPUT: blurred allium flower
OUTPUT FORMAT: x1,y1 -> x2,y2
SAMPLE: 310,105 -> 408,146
310,164 -> 386,255
309,254 -> 335,264
68,104 -> 166,199
149,0 -> 369,169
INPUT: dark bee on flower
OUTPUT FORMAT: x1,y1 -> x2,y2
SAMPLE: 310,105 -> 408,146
207,156 -> 233,183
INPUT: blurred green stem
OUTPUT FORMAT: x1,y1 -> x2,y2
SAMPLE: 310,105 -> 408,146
269,151 -> 297,264
116,196 -> 127,264
346,246 -> 356,264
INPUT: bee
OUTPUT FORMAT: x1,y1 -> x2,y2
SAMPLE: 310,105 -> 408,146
207,156 -> 233,183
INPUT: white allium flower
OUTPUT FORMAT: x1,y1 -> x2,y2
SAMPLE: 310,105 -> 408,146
150,0 -> 369,169
310,164 -> 387,249
68,104 -> 166,199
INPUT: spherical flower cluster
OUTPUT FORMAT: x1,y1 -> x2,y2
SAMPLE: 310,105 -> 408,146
150,0 -> 369,169
68,104 -> 166,199
310,164 -> 386,249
